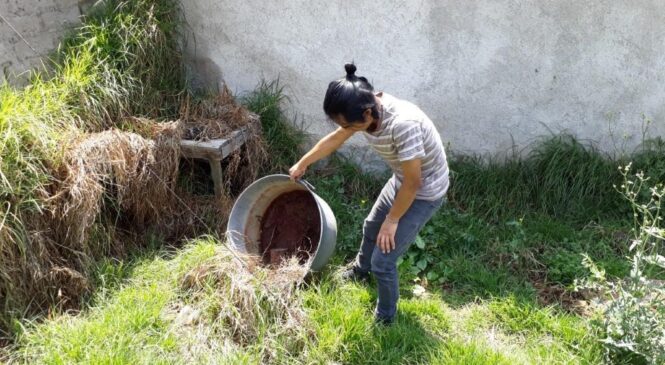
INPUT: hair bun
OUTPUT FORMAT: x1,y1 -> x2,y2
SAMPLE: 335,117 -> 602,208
344,63 -> 357,77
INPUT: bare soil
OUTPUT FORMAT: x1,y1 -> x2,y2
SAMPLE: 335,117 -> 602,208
259,190 -> 321,265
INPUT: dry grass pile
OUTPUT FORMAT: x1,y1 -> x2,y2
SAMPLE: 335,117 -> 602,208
179,85 -> 268,196
181,86 -> 254,141
42,104 -> 264,304
0,0 -> 273,341
0,121 -> 184,318
177,244 -> 310,361
0,85 -> 268,338
52,120 -> 182,246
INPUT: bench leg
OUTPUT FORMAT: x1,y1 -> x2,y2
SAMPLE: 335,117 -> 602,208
209,158 -> 224,197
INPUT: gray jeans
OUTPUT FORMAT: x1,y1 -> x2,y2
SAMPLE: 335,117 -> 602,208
354,181 -> 444,321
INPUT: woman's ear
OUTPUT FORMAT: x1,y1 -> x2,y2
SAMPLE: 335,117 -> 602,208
363,108 -> 373,121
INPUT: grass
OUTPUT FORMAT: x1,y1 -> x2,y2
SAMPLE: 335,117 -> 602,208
12,243 -> 202,364
0,0 -> 184,337
449,135 -> 665,223
1,0 -> 183,208
9,238 -> 602,364
241,79 -> 307,174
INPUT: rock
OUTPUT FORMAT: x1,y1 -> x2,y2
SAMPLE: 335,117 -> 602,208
175,305 -> 200,326
412,284 -> 427,298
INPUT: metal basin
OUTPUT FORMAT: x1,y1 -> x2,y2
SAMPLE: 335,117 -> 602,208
226,174 -> 337,271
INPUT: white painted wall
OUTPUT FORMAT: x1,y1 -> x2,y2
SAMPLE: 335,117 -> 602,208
181,0 -> 665,159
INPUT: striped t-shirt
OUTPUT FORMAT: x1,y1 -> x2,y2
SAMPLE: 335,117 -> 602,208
362,93 -> 449,201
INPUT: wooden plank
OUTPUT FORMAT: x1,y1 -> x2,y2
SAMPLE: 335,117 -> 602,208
220,128 -> 249,157
180,131 -> 244,160
209,158 -> 224,197
179,114 -> 261,197
180,139 -> 225,160
180,115 -> 260,160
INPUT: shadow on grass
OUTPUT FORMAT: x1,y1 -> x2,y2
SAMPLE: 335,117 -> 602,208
302,270 -> 446,364
82,231 -> 201,309
354,311 -> 443,365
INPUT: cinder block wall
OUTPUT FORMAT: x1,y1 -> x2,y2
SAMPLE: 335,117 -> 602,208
181,1 -> 665,158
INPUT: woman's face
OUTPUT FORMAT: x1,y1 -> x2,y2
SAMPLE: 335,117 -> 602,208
334,109 -> 374,132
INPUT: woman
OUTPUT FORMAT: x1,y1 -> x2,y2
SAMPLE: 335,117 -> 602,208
289,63 -> 449,325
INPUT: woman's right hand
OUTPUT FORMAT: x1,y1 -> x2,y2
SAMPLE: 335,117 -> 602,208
289,162 -> 307,181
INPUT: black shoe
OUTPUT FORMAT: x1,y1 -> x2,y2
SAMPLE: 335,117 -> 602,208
339,266 -> 370,283
374,315 -> 394,326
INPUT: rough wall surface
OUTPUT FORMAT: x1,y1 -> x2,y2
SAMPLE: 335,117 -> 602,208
182,0 -> 665,158
0,0 -> 84,85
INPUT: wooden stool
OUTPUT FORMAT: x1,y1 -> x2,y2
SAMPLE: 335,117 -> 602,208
180,114 -> 260,197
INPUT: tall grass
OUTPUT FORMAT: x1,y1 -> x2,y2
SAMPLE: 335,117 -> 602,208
241,80 -> 306,173
54,0 -> 184,126
0,0 -> 184,336
449,135 -> 665,223
1,0 -> 183,206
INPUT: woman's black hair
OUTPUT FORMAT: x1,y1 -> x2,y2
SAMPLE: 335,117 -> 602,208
323,63 -> 379,125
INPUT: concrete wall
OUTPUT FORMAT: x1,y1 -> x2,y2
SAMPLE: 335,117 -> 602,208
181,0 -> 665,158
0,0 -> 87,85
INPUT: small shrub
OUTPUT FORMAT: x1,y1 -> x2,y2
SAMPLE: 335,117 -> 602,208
581,164 -> 665,364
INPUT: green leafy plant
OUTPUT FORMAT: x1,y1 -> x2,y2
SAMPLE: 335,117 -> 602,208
399,209 -> 485,285
581,164 -> 665,364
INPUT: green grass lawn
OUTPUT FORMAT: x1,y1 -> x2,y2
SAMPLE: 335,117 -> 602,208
9,156 -> 621,365
10,236 -> 603,365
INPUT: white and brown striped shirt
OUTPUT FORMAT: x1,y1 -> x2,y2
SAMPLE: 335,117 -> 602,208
363,93 -> 449,201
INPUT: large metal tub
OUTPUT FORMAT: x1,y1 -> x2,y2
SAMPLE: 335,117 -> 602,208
226,174 -> 337,271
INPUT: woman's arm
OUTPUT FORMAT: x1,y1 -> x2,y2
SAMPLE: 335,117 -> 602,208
289,127 -> 355,180
376,159 -> 422,253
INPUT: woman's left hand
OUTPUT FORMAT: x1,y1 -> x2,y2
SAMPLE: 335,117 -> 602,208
377,219 -> 398,254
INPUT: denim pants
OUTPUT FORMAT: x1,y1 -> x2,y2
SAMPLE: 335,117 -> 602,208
354,181 -> 444,321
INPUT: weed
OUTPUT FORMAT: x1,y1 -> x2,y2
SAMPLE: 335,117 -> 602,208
581,165 -> 665,364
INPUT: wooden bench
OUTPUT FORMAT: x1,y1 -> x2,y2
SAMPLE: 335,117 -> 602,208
180,114 -> 260,197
